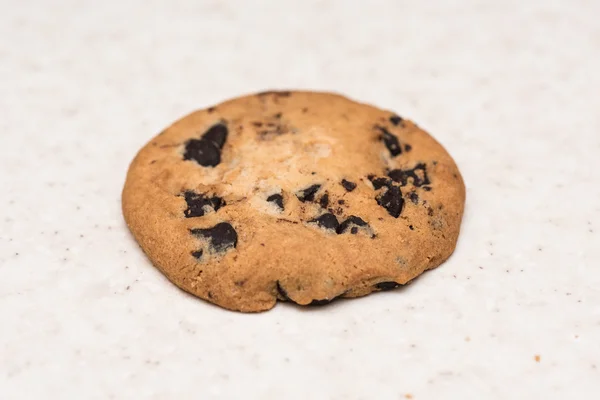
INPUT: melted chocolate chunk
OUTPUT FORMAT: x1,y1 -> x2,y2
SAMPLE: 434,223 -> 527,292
267,193 -> 284,210
202,123 -> 228,148
341,179 -> 357,192
375,281 -> 400,291
191,250 -> 203,259
337,216 -> 368,234
377,186 -> 404,218
183,191 -> 225,218
183,123 -> 229,167
369,175 -> 392,190
376,125 -> 402,157
190,222 -> 238,253
319,193 -> 329,208
183,139 -> 221,167
388,163 -> 431,187
409,191 -> 419,205
309,298 -> 333,306
389,115 -> 403,126
297,184 -> 321,202
310,213 -> 340,231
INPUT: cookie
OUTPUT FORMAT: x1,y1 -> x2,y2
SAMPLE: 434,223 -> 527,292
122,91 -> 465,312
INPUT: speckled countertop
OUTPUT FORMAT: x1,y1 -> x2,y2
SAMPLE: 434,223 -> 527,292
1,0 -> 599,399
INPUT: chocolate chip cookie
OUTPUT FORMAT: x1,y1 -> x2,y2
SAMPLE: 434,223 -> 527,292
122,91 -> 465,312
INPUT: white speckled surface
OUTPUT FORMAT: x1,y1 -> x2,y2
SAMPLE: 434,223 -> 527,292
1,0 -> 599,398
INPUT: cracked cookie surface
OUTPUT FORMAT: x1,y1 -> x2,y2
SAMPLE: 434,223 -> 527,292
122,91 -> 465,312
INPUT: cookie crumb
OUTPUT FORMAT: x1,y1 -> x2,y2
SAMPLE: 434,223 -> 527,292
534,355 -> 541,362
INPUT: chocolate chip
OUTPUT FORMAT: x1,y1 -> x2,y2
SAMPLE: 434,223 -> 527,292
309,298 -> 333,306
190,222 -> 238,253
337,216 -> 367,234
341,179 -> 357,192
276,281 -> 339,306
409,225 -> 414,230
191,250 -> 203,259
369,176 -> 392,190
183,139 -> 221,167
376,125 -> 402,157
202,123 -> 228,149
207,107 -> 216,113
375,281 -> 400,291
427,207 -> 434,216
404,144 -> 412,152
338,199 -> 345,205
389,115 -> 403,126
423,186 -> 432,191
183,191 -> 225,217
297,184 -> 321,202
319,193 -> 329,208
377,186 -> 404,218
310,213 -> 339,231
183,123 -> 229,167
388,163 -> 431,187
267,193 -> 284,210
409,191 -> 419,205
350,227 -> 358,234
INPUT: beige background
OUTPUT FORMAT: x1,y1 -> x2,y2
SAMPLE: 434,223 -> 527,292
1,0 -> 599,399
